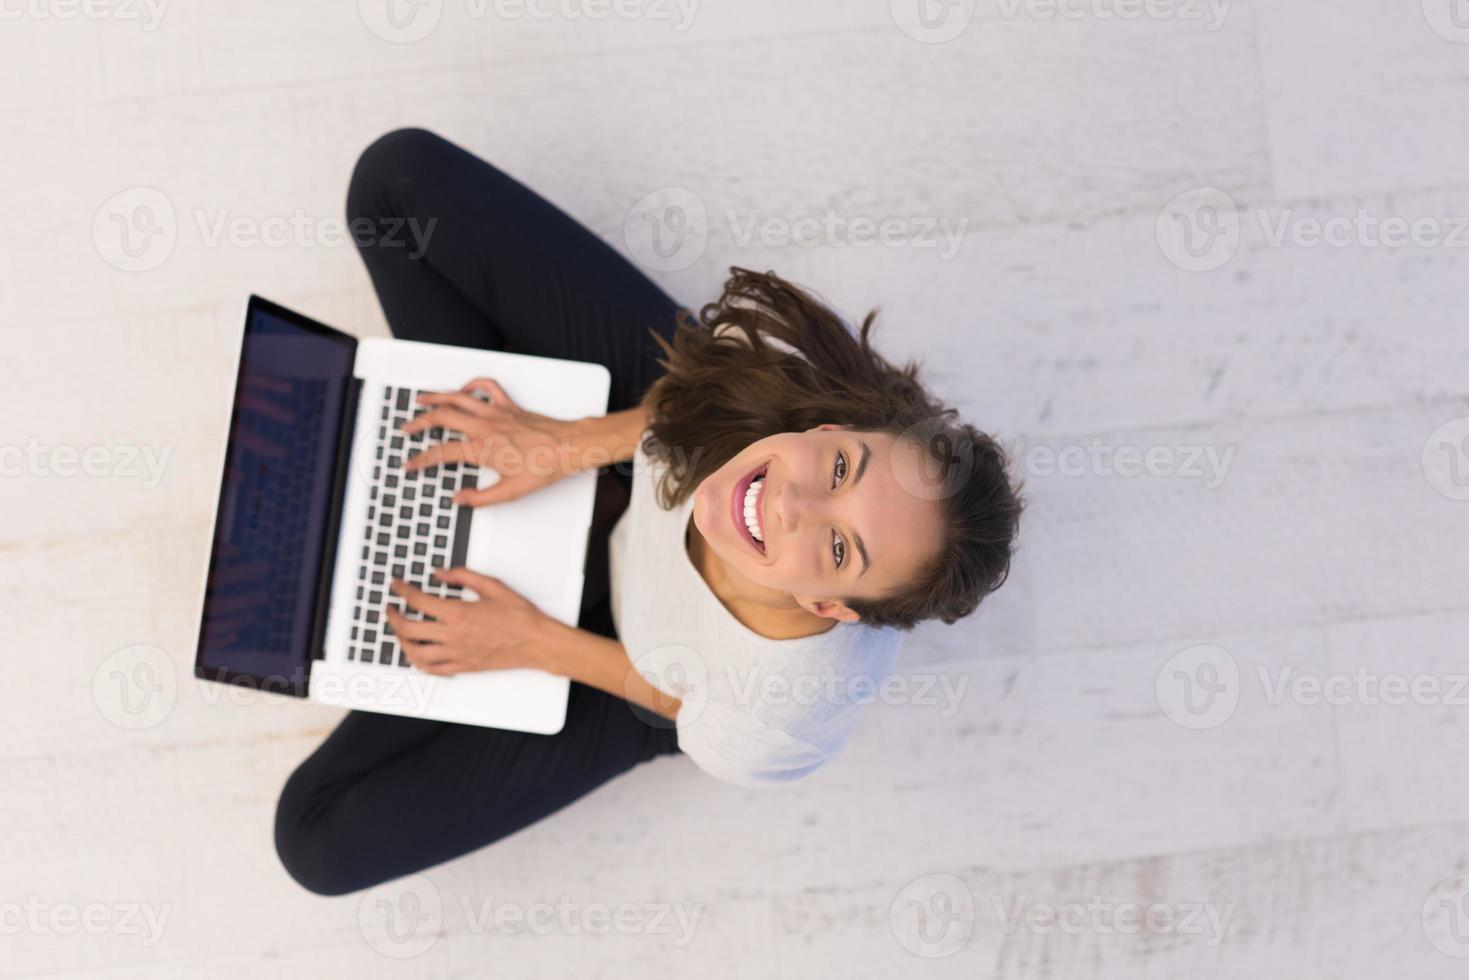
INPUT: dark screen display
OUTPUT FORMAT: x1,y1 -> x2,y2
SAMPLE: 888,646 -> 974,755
195,300 -> 355,694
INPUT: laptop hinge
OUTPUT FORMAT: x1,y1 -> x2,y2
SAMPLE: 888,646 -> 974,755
308,374 -> 363,665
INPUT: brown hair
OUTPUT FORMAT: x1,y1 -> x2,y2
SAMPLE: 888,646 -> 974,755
640,267 -> 1023,631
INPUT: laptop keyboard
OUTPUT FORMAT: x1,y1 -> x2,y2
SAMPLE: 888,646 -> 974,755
347,385 -> 479,668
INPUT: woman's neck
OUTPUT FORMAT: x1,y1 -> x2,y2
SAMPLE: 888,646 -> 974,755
685,517 -> 838,641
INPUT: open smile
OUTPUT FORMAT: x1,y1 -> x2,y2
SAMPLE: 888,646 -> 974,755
732,462 -> 768,555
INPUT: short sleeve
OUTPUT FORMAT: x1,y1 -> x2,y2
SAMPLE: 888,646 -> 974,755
673,699 -> 835,787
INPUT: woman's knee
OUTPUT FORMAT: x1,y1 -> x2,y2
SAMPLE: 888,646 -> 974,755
273,768 -> 363,897
345,127 -> 450,224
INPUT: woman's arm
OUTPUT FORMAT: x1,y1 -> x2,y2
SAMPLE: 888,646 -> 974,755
404,381 -> 649,506
566,403 -> 649,468
536,614 -> 683,721
389,571 -> 682,721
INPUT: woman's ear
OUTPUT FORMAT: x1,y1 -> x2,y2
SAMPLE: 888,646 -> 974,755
795,596 -> 862,623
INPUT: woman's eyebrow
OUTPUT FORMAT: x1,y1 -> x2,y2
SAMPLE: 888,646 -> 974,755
851,440 -> 871,488
851,440 -> 871,576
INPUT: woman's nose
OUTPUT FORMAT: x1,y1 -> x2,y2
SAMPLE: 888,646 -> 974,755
775,480 -> 818,530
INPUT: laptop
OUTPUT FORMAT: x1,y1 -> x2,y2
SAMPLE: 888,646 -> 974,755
192,296 -> 610,734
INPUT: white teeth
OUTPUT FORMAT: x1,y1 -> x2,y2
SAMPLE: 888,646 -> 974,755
743,475 -> 764,544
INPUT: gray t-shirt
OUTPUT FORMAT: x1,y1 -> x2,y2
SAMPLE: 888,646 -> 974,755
607,434 -> 904,787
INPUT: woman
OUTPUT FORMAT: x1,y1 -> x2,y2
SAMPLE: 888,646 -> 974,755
274,128 -> 1023,896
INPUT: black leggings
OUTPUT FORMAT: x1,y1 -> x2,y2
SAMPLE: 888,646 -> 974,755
274,128 -> 686,897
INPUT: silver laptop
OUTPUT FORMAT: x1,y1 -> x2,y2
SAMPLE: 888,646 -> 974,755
192,296 -> 609,733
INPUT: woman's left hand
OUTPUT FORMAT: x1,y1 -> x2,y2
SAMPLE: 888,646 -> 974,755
385,568 -> 554,676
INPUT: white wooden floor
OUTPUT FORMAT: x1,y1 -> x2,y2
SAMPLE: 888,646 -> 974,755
4,1 -> 1468,976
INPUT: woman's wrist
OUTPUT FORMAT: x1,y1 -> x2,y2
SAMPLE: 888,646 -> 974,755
565,404 -> 648,472
532,615 -> 680,721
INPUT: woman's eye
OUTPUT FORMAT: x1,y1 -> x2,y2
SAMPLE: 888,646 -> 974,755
832,450 -> 848,488
832,530 -> 846,568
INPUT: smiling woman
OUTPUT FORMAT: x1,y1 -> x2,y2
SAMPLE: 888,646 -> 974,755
642,268 -> 1023,631
274,128 -> 1024,898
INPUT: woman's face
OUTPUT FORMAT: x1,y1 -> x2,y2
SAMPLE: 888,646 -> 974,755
691,424 -> 945,623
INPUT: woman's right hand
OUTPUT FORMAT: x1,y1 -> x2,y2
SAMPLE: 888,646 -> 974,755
401,377 -> 599,507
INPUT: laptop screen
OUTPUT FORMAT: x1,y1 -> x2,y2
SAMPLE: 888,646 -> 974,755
195,298 -> 356,696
